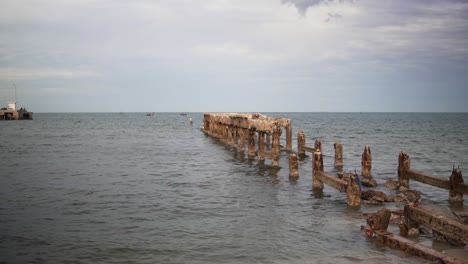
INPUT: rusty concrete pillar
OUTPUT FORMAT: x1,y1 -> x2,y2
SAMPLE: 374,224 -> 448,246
297,130 -> 305,157
272,126 -> 281,167
367,208 -> 391,231
312,151 -> 324,189
233,127 -> 239,147
398,151 -> 411,189
213,122 -> 218,137
347,173 -> 361,207
258,132 -> 265,161
203,116 -> 209,131
248,129 -> 256,157
229,126 -> 235,144
361,145 -> 372,178
286,123 -> 292,152
289,153 -> 299,178
449,166 -> 464,206
314,139 -> 322,153
239,128 -> 246,152
403,204 -> 420,235
334,141 -> 343,168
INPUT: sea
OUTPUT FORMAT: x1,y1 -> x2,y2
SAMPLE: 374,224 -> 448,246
1,112 -> 467,264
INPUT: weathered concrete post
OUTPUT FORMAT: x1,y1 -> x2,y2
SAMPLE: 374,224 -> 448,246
367,208 -> 391,231
225,125 -> 230,141
361,145 -> 372,178
314,139 -> 322,152
297,130 -> 305,157
313,150 -> 324,189
402,204 -> 420,235
223,124 -> 228,140
204,116 -> 209,131
248,129 -> 256,157
272,126 -> 281,167
233,128 -> 239,147
347,173 -> 361,207
289,153 -> 299,178
398,151 -> 411,189
334,141 -> 343,168
258,132 -> 265,161
286,123 -> 292,152
238,129 -> 246,152
449,166 -> 464,206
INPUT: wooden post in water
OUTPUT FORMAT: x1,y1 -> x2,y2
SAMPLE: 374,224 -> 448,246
286,123 -> 292,152
347,172 -> 361,207
334,141 -> 343,168
314,139 -> 322,153
289,153 -> 299,178
258,132 -> 265,161
449,166 -> 464,206
361,145 -> 372,178
272,126 -> 281,167
313,150 -> 324,189
297,130 -> 305,157
248,129 -> 256,157
398,151 -> 411,189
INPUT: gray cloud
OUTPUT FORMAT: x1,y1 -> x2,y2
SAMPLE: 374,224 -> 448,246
281,0 -> 353,15
1,0 -> 468,112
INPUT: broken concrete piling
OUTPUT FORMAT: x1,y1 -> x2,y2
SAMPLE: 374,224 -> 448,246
289,153 -> 299,178
334,141 -> 343,168
312,146 -> 361,207
397,151 -> 467,206
449,166 -> 464,206
361,145 -> 372,178
297,130 -> 306,158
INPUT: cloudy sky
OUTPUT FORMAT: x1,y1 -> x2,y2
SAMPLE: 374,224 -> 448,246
0,0 -> 467,112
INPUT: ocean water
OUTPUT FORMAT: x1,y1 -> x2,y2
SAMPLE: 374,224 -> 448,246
0,112 -> 467,263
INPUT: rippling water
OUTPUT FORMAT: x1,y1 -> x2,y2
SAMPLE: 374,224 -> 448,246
1,112 -> 467,263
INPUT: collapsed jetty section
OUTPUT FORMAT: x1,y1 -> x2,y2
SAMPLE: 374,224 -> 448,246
202,113 -> 292,166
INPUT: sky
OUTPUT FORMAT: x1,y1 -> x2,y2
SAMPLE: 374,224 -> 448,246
0,0 -> 467,112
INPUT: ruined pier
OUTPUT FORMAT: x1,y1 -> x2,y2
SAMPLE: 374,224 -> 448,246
201,113 -> 467,263
202,113 -> 292,166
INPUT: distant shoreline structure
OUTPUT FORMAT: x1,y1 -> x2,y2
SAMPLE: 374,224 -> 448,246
0,101 -> 33,120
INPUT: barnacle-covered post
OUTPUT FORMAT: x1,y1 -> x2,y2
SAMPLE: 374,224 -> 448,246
334,141 -> 343,168
449,166 -> 464,206
272,125 -> 282,167
248,129 -> 256,158
361,145 -> 372,178
347,173 -> 361,207
258,132 -> 265,161
314,139 -> 322,153
297,130 -> 305,158
313,150 -> 324,189
286,121 -> 292,152
289,153 -> 299,178
398,151 -> 410,188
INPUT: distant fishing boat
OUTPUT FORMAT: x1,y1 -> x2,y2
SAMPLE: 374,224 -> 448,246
180,113 -> 187,116
147,112 -> 155,116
